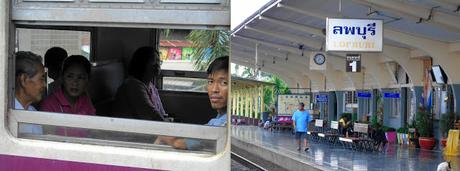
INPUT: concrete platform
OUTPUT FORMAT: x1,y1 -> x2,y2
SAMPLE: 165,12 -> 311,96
232,126 -> 459,171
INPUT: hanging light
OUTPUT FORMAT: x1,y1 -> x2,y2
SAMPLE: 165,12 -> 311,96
298,44 -> 304,56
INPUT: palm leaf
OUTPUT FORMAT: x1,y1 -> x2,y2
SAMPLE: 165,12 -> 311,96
186,30 -> 229,71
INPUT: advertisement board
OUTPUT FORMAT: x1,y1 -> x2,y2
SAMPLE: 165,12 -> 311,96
277,94 -> 311,115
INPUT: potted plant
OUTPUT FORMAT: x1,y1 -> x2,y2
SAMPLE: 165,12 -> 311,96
439,112 -> 455,147
407,121 -> 420,148
415,107 -> 435,150
397,127 -> 409,145
382,126 -> 397,144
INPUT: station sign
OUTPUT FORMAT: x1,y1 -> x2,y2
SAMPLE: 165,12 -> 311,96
383,92 -> 400,98
316,94 -> 328,102
346,54 -> 361,72
326,18 -> 383,52
357,92 -> 371,98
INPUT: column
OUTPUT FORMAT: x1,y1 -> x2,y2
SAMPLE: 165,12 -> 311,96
336,91 -> 345,120
328,91 -> 336,121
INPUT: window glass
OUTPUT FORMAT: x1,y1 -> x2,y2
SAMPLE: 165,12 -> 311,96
344,91 -> 357,113
16,28 -> 91,88
17,122 -> 217,154
162,77 -> 207,92
17,28 -> 91,60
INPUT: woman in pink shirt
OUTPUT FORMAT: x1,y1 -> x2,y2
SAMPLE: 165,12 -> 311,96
40,55 -> 95,137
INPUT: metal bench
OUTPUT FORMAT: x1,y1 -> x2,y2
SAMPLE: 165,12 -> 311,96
318,121 -> 340,145
307,119 -> 323,142
339,123 -> 374,151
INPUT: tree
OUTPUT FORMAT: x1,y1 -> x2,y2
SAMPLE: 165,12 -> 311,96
186,30 -> 229,71
233,64 -> 240,76
263,76 -> 291,111
241,67 -> 254,78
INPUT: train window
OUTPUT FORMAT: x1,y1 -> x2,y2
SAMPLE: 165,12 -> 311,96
9,26 -> 229,155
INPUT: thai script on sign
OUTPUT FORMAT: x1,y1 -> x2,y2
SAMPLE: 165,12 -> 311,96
332,23 -> 376,39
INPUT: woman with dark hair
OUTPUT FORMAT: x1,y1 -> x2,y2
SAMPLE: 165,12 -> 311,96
40,55 -> 95,136
112,46 -> 165,121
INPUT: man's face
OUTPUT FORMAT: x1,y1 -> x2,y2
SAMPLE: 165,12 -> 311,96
207,70 -> 228,112
23,64 -> 46,103
298,104 -> 304,110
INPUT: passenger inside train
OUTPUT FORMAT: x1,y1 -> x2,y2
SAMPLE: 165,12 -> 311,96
155,56 -> 229,150
11,27 -> 228,155
44,47 -> 67,96
111,46 -> 166,121
40,55 -> 95,137
14,51 -> 46,134
13,28 -> 223,123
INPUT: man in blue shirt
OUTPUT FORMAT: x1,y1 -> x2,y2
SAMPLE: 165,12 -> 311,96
292,102 -> 312,151
156,56 -> 228,150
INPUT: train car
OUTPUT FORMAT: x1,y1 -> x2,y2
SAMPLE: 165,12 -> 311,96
0,0 -> 230,170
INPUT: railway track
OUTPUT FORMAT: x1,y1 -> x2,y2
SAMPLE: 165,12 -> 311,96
231,152 -> 268,171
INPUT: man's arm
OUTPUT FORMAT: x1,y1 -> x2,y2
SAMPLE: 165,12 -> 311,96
292,113 -> 296,130
305,113 -> 311,132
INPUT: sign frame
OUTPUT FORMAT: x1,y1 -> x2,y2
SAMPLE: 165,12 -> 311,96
315,94 -> 328,102
357,92 -> 371,98
346,54 -> 361,72
277,94 -> 311,115
326,18 -> 383,52
383,92 -> 400,98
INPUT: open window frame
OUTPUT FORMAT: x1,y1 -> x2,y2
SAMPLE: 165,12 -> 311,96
7,25 -> 229,156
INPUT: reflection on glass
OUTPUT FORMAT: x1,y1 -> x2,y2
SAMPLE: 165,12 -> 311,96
162,77 -> 207,92
17,123 -> 216,154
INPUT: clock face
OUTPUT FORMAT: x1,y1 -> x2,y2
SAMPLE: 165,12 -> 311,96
314,53 -> 326,65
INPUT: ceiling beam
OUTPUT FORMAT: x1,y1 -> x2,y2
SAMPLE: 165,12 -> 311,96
259,15 -> 324,38
260,3 -> 426,86
232,50 -> 354,91
245,26 -> 323,50
232,57 -> 303,88
353,0 -> 460,32
232,37 -> 363,89
435,0 -> 460,6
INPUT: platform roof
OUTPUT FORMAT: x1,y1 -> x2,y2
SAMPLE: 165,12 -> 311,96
231,0 -> 460,92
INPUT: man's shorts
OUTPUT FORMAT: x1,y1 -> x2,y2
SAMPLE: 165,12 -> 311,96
295,132 -> 307,140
